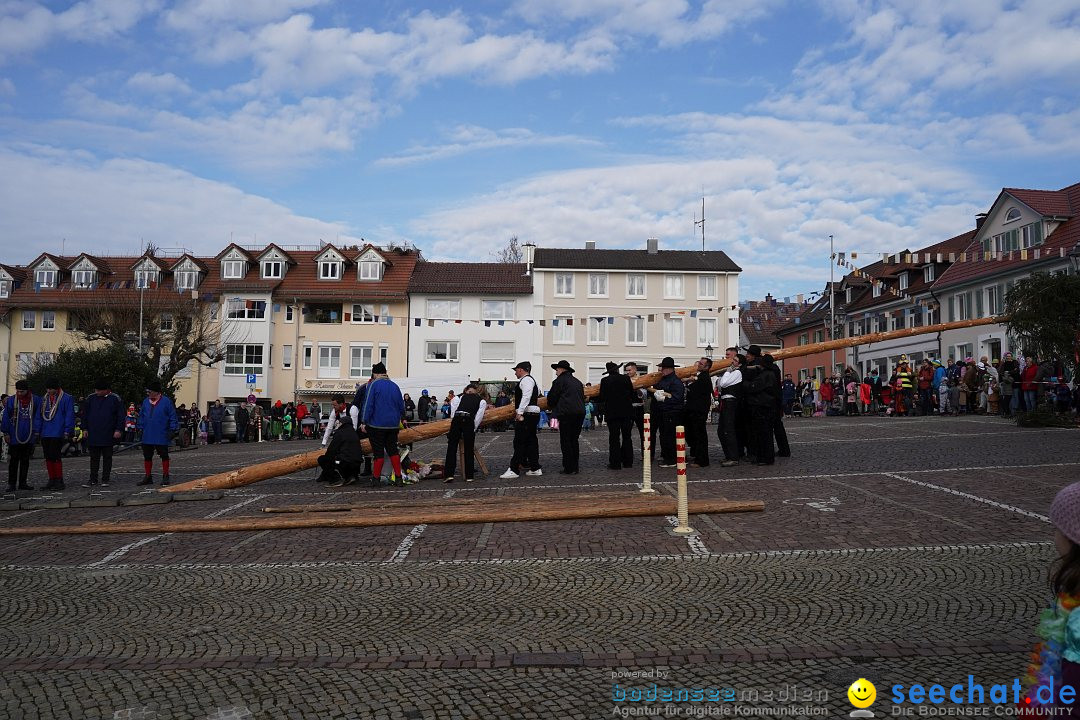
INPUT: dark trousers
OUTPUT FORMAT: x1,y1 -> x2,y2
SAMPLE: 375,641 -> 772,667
606,416 -> 633,468
751,406 -> 775,465
368,427 -> 400,459
630,406 -> 645,455
317,454 -> 360,481
558,413 -> 584,472
142,444 -> 170,461
684,409 -> 710,466
211,421 -> 223,443
89,445 -> 114,483
510,414 -> 540,472
773,411 -> 790,456
735,404 -> 750,458
40,436 -> 63,462
717,400 -> 739,460
7,443 -> 33,488
444,415 -> 476,479
659,412 -> 682,464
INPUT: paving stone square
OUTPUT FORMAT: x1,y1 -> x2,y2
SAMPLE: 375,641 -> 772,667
1,415 -> 1077,718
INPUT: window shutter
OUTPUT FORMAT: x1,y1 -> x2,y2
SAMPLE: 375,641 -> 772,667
948,296 -> 955,323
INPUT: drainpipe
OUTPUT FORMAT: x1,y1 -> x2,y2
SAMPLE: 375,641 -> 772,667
929,288 -> 943,360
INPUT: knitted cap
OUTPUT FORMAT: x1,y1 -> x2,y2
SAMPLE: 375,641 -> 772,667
1050,482 -> 1080,545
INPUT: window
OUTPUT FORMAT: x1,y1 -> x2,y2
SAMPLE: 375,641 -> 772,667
282,345 -> 293,369
798,333 -> 808,346
285,305 -> 295,322
0,280 -> 8,298
798,368 -> 809,382
159,313 -> 173,331
303,345 -> 312,369
553,314 -> 574,344
927,304 -> 939,325
209,304 -> 219,322
22,310 -> 35,330
225,344 -> 264,376
16,353 -> 34,375
318,345 -> 341,378
350,345 -> 373,378
72,270 -> 96,288
379,346 -> 389,366
227,299 -> 266,320
626,274 -> 646,299
175,270 -> 199,290
987,283 -> 1006,315
814,366 -> 824,382
1021,222 -> 1044,248
37,352 -> 55,366
319,261 -> 341,280
924,265 -> 935,283
664,317 -> 684,346
222,261 -> 244,279
872,283 -> 882,298
954,343 -> 973,361
306,304 -> 342,323
136,269 -> 160,288
950,292 -> 973,321
587,316 -> 608,344
426,341 -> 459,362
814,329 -> 824,343
352,304 -> 377,324
262,261 -> 282,279
697,275 -> 717,300
66,313 -> 82,331
359,260 -> 382,280
426,299 -> 461,320
986,229 -> 1019,254
481,300 -> 514,321
41,311 -> 55,331
898,273 -> 909,291
697,318 -> 717,347
588,273 -> 608,297
555,273 -> 574,297
480,342 -> 515,363
626,317 -> 645,345
1005,207 -> 1022,223
34,269 -> 56,288
664,274 -> 684,299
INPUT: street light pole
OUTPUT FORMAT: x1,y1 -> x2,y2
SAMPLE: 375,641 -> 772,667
138,279 -> 145,356
829,235 -> 836,376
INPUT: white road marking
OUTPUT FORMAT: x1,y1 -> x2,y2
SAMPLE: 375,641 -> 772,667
0,509 -> 43,523
881,472 -> 1050,522
666,515 -> 710,556
386,523 -> 428,564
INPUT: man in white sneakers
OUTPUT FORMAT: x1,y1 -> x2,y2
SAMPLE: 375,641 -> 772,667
500,361 -> 543,479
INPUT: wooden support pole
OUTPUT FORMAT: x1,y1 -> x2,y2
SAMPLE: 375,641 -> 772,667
165,315 -> 1007,493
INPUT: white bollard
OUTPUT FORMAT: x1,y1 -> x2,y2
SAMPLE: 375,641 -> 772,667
640,412 -> 656,494
670,424 -> 695,535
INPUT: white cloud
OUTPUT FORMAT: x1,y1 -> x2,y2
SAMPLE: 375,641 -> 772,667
0,77 -> 14,95
0,144 -> 357,262
163,0 -> 326,31
126,71 -> 192,96
0,0 -> 158,62
374,125 -> 601,167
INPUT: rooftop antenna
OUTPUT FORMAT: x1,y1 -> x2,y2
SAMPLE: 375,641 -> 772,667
693,196 -> 705,251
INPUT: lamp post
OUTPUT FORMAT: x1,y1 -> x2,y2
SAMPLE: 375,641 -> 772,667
705,343 -> 713,360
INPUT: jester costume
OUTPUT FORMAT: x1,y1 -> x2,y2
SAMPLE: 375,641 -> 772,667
39,386 -> 75,491
2,385 -> 42,491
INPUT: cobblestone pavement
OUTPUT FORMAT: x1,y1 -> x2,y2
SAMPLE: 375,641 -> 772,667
1,415 -> 1077,718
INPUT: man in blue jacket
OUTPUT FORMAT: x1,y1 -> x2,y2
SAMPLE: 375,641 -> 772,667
136,380 -> 179,486
2,380 -> 42,491
39,378 -> 76,491
360,362 -> 405,485
81,377 -> 126,488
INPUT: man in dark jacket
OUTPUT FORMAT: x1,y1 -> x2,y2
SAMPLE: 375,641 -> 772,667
684,357 -> 714,468
653,356 -> 686,468
743,346 -> 780,466
235,403 -> 250,443
208,400 -> 225,444
80,378 -> 125,488
764,354 -> 791,457
599,361 -> 636,470
547,360 -> 586,474
318,415 -> 364,485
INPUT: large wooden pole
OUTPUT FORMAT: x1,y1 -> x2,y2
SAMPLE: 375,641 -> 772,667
164,314 -> 1004,492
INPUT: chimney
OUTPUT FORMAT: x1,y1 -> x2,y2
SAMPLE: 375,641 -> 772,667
765,293 -> 774,305
585,241 -> 596,251
522,242 -> 536,276
975,213 -> 988,229
647,238 -> 659,254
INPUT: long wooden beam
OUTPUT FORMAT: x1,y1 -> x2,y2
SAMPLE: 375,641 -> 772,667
0,497 -> 764,536
163,314 -> 1004,493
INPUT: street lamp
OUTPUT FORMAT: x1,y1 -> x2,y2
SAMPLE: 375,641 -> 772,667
705,343 -> 713,359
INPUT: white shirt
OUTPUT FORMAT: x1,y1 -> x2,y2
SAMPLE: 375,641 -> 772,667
450,395 -> 488,431
715,368 -> 743,398
516,375 -> 540,414
321,404 -> 360,446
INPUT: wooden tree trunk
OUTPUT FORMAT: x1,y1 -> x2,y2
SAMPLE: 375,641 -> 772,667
163,314 -> 1005,493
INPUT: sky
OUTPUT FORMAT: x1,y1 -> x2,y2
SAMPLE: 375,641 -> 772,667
1,0 -> 1079,301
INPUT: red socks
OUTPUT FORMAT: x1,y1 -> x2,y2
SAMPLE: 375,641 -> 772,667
389,455 -> 402,478
162,460 -> 170,476
44,460 -> 62,479
372,458 -> 384,479
144,460 -> 153,476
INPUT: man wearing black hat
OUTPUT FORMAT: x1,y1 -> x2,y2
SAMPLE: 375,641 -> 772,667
684,357 -> 714,468
653,357 -> 686,467
2,380 -> 42,492
39,377 -> 75,490
743,345 -> 780,466
359,362 -> 405,485
546,360 -> 586,474
599,361 -> 636,470
81,378 -> 126,488
501,361 -> 542,479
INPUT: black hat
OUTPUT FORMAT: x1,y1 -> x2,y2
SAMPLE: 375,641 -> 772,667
658,356 -> 676,369
44,377 -> 61,389
513,361 -> 531,372
551,360 -> 575,373
371,362 -> 387,375
94,377 -> 111,390
14,379 -> 29,390
605,361 -> 621,375
146,380 -> 162,393
746,345 -> 763,357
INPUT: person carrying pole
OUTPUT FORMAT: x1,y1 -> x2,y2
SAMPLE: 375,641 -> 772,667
443,383 -> 487,483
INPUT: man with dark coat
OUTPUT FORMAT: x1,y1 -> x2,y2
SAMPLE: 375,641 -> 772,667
743,346 -> 780,466
235,403 -> 250,443
653,356 -> 686,468
80,378 -> 125,488
317,414 -> 364,484
208,399 -> 225,444
764,354 -> 791,457
684,357 -> 714,467
622,362 -> 647,456
599,361 -> 636,470
443,383 -> 487,483
546,360 -> 586,475
416,390 -> 431,424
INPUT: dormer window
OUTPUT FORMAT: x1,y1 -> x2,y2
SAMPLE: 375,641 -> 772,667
175,270 -> 199,290
35,269 -> 56,288
359,260 -> 382,281
222,260 -> 244,279
319,261 -> 341,280
72,270 -> 97,288
924,265 -> 935,283
872,283 -> 882,298
135,269 -> 158,289
898,272 -> 909,291
262,260 -> 283,279
845,288 -> 852,303
0,280 -> 9,298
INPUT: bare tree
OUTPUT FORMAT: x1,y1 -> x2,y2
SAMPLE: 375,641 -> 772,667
67,288 -> 231,388
491,235 -> 523,263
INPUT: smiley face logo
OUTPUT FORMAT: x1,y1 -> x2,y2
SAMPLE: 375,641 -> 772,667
848,678 -> 876,709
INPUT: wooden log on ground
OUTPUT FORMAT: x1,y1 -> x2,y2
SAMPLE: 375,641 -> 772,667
164,314 -> 1006,493
0,497 -> 764,536
262,491 -> 667,514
